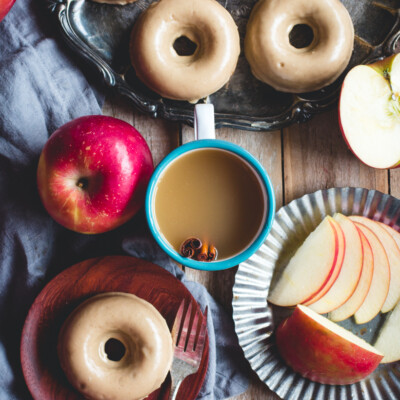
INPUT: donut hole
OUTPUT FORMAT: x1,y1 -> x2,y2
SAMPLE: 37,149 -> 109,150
289,24 -> 315,49
173,36 -> 198,56
104,338 -> 126,362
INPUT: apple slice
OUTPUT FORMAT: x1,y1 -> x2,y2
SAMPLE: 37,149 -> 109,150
349,216 -> 400,312
339,53 -> 400,169
379,221 -> 400,249
374,299 -> 400,363
301,217 -> 345,305
329,227 -> 374,322
268,216 -> 341,307
352,223 -> 390,324
276,305 -> 383,385
306,213 -> 363,314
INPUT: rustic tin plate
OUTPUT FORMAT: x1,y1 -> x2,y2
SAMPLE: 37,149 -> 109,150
232,187 -> 400,400
47,0 -> 400,131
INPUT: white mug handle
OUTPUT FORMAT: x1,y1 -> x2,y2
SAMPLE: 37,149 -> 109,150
194,104 -> 215,140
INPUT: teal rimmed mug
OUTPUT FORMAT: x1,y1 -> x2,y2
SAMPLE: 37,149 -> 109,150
145,104 -> 275,271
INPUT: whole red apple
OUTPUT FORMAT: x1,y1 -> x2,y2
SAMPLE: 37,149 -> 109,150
275,305 -> 383,385
0,0 -> 16,22
37,115 -> 154,234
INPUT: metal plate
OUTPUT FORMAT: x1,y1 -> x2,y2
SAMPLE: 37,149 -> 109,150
232,187 -> 400,400
47,0 -> 400,131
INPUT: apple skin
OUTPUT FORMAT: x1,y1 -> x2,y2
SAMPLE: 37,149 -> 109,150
276,305 -> 383,385
0,0 -> 16,22
37,115 -> 154,234
339,53 -> 400,169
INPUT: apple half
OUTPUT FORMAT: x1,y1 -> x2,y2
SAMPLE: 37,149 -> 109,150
276,305 -> 383,385
339,55 -> 400,168
268,216 -> 344,307
349,216 -> 400,313
329,227 -> 374,322
374,299 -> 400,363
306,213 -> 363,314
339,53 -> 400,169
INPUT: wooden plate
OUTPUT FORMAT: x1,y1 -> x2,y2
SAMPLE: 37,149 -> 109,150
20,255 -> 209,400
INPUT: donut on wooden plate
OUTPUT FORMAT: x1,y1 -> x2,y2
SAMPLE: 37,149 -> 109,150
130,0 -> 240,102
57,292 -> 173,400
245,0 -> 354,93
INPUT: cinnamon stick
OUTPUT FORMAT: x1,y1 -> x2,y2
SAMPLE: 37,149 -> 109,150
180,237 -> 202,258
197,242 -> 210,262
207,244 -> 217,261
180,237 -> 218,262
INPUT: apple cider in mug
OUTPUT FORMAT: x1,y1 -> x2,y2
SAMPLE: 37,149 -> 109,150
153,148 -> 267,261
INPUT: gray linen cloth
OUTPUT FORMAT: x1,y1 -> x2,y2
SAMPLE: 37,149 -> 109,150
0,0 -> 250,398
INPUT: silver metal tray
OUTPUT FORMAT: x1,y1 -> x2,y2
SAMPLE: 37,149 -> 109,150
233,187 -> 400,400
47,0 -> 400,131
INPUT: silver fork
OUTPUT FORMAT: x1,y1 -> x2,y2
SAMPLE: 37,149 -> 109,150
169,301 -> 208,400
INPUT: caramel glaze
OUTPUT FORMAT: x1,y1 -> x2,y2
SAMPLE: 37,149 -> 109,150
130,0 -> 240,102
58,292 -> 173,400
245,0 -> 354,93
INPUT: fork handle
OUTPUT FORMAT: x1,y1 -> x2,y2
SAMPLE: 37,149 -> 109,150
169,378 -> 183,400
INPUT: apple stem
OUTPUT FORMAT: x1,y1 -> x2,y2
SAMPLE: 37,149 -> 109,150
76,177 -> 89,190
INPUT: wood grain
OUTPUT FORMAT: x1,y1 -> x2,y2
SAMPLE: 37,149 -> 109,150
182,124 -> 282,400
283,109 -> 389,204
181,126 -> 283,208
101,92 -> 399,400
390,169 -> 400,198
181,125 -> 282,287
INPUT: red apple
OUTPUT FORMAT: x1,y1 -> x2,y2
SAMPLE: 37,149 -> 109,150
339,53 -> 400,169
276,305 -> 383,385
0,0 -> 16,22
37,115 -> 154,234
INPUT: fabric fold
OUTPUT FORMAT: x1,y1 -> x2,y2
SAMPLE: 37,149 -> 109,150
0,0 -> 251,398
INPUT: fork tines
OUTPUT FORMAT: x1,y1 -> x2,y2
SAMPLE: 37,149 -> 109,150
172,300 -> 208,355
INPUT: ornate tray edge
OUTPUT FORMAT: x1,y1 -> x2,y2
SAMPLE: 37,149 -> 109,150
49,0 -> 400,131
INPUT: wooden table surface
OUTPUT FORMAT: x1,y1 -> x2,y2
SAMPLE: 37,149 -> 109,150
102,93 -> 400,400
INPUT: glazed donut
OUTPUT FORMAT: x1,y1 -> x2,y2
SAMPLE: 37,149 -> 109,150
58,292 -> 173,400
130,0 -> 240,102
244,0 -> 354,93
